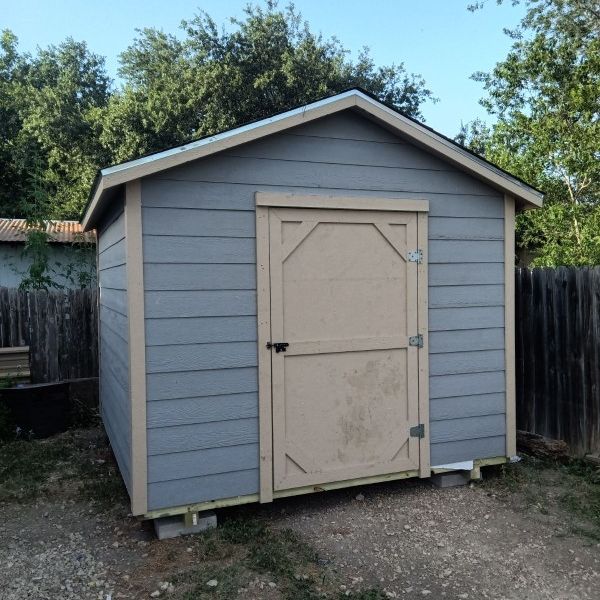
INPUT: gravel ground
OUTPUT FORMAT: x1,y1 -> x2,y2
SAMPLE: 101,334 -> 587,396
1,429 -> 599,599
267,478 -> 600,599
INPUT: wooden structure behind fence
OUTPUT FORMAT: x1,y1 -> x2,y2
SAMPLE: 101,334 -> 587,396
0,287 -> 98,383
516,267 -> 600,456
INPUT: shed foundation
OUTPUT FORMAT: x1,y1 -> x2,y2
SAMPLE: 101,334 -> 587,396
154,510 -> 217,540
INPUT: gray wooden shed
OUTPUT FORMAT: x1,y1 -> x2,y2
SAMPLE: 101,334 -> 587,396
82,89 -> 543,519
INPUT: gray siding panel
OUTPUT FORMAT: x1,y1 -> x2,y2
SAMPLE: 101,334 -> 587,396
144,235 -> 255,264
98,201 -> 131,495
147,392 -> 258,429
148,469 -> 259,510
145,316 -> 257,346
147,367 -> 258,402
145,290 -> 256,318
429,328 -> 504,354
141,109 -> 507,509
430,307 -> 504,331
431,436 -> 506,465
143,179 -> 504,217
429,284 -> 503,308
144,264 -> 256,291
429,350 -> 505,377
148,444 -> 259,483
429,263 -> 504,286
430,393 -> 505,422
147,418 -> 258,456
146,341 -> 257,373
430,414 -> 506,444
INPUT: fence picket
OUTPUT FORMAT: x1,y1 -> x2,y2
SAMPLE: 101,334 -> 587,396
0,287 -> 98,383
516,267 -> 600,456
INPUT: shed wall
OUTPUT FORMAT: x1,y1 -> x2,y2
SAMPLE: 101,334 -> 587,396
141,110 -> 506,510
98,198 -> 132,493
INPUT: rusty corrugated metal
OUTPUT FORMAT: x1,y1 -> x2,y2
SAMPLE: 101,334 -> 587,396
0,219 -> 95,244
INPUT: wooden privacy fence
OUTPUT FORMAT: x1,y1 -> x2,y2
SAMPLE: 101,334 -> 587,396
0,287 -> 98,383
516,267 -> 600,456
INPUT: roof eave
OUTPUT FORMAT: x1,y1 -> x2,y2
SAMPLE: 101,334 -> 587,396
81,89 -> 542,228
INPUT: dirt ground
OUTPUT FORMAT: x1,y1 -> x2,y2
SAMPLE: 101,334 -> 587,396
1,428 -> 599,599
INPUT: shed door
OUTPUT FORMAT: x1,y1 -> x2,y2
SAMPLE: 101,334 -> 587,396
267,207 -> 422,491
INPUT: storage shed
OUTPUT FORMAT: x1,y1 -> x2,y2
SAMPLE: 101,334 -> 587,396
82,89 -> 543,519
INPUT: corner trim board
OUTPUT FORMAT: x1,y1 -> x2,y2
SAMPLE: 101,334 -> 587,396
417,211 -> 430,477
256,205 -> 274,503
125,180 -> 148,515
504,194 -> 516,457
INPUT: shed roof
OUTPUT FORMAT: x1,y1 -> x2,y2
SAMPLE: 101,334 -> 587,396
0,219 -> 95,244
82,88 -> 543,230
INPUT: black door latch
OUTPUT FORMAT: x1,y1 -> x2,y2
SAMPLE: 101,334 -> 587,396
266,342 -> 289,353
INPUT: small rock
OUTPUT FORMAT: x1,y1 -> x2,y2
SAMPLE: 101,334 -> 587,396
206,580 -> 218,587
355,493 -> 365,501
268,582 -> 276,588
150,592 -> 160,598
421,591 -> 432,596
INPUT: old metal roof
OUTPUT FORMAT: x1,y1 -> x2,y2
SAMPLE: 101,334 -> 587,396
0,219 -> 96,244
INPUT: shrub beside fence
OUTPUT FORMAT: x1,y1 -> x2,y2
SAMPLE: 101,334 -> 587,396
516,267 -> 600,456
0,287 -> 98,383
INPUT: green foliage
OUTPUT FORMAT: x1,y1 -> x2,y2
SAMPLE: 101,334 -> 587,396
0,2 -> 434,221
462,0 -> 600,265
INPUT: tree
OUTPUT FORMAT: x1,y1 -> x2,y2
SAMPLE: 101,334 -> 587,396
0,32 -> 111,219
464,0 -> 600,265
1,2 -> 435,221
101,1 -> 435,162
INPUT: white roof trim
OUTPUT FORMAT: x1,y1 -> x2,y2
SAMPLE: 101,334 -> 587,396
82,89 -> 542,229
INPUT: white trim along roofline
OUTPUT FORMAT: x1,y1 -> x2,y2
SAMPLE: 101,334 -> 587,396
81,89 -> 543,229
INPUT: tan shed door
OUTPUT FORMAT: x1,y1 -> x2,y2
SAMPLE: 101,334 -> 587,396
268,207 -> 422,491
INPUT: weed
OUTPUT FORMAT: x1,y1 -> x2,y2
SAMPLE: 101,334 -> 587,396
0,428 -> 126,507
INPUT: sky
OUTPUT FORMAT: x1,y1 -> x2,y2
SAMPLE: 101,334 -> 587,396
2,0 -> 526,137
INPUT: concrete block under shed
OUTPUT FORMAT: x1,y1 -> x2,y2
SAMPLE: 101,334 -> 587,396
430,471 -> 471,488
154,510 -> 217,540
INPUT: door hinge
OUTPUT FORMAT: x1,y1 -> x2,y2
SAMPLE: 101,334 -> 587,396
407,249 -> 423,263
266,342 -> 289,353
409,334 -> 424,348
410,424 -> 425,438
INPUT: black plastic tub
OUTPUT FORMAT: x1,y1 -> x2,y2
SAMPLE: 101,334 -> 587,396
0,382 -> 70,439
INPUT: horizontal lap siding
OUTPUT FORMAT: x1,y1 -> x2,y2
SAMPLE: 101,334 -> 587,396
142,110 -> 506,509
98,200 -> 132,494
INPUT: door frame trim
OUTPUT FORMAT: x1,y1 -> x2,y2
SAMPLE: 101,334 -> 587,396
256,192 -> 429,213
255,193 -> 430,503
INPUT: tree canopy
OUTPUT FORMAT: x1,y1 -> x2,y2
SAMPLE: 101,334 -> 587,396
0,2 -> 434,220
461,0 -> 600,266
